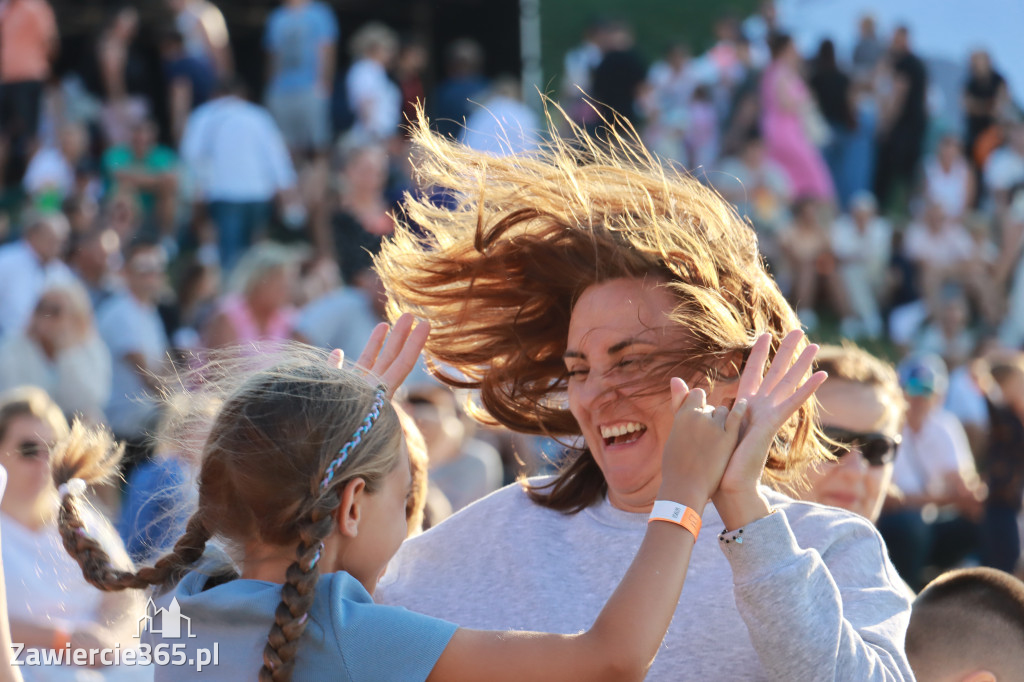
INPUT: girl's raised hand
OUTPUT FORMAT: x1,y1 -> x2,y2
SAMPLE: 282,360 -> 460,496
712,330 -> 827,530
659,378 -> 747,508
328,313 -> 430,398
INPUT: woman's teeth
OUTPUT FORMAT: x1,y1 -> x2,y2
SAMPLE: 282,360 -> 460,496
600,422 -> 647,445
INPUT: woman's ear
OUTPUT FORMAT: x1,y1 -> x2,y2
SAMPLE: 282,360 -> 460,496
335,477 -> 367,538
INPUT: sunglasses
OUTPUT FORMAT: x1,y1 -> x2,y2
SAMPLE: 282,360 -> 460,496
15,440 -> 50,459
822,427 -> 900,467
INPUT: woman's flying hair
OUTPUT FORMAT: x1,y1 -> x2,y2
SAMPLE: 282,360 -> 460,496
52,344 -> 404,682
375,105 -> 827,512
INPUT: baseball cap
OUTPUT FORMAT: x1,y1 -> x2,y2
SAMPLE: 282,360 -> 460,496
897,353 -> 949,397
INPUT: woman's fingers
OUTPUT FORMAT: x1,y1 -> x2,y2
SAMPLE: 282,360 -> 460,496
354,322 -> 390,372
378,318 -> 431,396
329,349 -> 344,369
670,377 -> 690,412
736,333 -> 771,400
724,399 -> 748,435
769,343 -> 819,402
374,313 -> 416,373
759,329 -> 804,397
683,387 -> 707,412
712,405 -> 730,428
774,370 -> 829,423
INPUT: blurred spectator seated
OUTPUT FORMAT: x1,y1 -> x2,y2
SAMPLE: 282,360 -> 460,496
0,282 -> 111,424
293,265 -> 383,361
22,123 -> 88,207
431,38 -> 489,141
330,142 -> 394,276
461,77 -> 541,157
102,117 -> 178,244
903,200 -> 999,326
119,395 -> 201,563
877,354 -> 986,591
344,23 -> 401,145
776,197 -> 852,333
163,251 -> 220,355
972,355 -> 1024,575
924,134 -> 975,222
401,383 -> 503,513
201,242 -> 298,349
0,387 -> 145,679
983,120 -> 1024,219
996,188 -> 1024,348
913,285 -> 976,370
831,191 -> 891,339
0,211 -> 72,343
67,226 -> 121,312
96,241 -> 170,451
715,133 -> 792,262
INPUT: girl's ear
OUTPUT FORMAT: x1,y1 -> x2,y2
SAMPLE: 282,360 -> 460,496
335,477 -> 367,538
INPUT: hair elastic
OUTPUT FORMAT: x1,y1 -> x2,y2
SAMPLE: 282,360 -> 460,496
57,478 -> 87,499
318,388 -> 387,491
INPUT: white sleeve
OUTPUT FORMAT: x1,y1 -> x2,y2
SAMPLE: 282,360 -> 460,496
723,510 -> 914,682
54,335 -> 112,420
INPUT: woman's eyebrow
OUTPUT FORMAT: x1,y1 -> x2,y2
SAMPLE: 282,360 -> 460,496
563,338 -> 657,360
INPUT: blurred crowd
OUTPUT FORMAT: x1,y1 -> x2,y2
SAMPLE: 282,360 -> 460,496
0,0 -> 1022,676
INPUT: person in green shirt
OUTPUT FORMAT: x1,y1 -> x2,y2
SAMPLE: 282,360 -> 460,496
102,117 -> 178,240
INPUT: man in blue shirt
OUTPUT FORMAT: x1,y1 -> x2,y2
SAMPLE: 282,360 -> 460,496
263,0 -> 339,157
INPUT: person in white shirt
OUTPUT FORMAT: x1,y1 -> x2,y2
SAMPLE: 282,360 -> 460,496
21,122 -> 87,201
983,120 -> 1024,218
877,353 -> 985,590
179,78 -> 298,272
923,134 -> 974,222
461,78 -> 541,157
344,23 -> 401,144
903,200 -> 999,325
0,211 -> 72,342
96,242 -> 169,444
831,191 -> 891,339
0,281 -> 110,423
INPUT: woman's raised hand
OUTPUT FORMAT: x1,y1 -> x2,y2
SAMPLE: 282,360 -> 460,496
328,313 -> 431,399
659,378 -> 747,509
712,329 -> 827,530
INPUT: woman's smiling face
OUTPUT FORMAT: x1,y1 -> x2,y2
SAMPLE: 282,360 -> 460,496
565,277 -> 735,512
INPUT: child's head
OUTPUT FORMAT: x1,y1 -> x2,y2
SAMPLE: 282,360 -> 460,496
906,567 -> 1024,682
52,346 -> 411,682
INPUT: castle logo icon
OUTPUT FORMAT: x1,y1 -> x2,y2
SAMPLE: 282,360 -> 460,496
135,598 -> 197,639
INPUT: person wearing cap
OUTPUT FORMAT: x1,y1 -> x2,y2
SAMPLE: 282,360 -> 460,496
876,353 -> 985,591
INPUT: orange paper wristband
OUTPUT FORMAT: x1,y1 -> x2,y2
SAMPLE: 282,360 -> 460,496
648,500 -> 701,540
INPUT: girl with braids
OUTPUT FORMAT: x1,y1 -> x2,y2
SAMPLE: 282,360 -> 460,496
374,114 -> 915,680
53,314 -> 823,681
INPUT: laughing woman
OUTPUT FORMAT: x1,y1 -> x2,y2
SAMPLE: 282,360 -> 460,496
374,115 -> 913,680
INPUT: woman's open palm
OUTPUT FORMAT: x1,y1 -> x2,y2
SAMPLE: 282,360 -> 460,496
715,330 -> 827,499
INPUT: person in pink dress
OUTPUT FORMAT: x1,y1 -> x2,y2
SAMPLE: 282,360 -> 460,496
760,34 -> 835,201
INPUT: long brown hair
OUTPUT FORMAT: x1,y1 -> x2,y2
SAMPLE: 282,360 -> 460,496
376,108 -> 828,512
52,345 -> 403,681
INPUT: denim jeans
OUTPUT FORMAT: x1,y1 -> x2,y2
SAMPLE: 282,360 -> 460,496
208,200 -> 272,273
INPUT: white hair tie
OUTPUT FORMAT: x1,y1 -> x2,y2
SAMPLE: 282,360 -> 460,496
57,478 -> 87,499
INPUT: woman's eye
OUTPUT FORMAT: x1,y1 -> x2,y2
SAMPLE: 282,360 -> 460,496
566,368 -> 589,379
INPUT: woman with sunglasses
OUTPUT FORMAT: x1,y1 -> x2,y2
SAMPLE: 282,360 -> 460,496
0,387 -> 146,679
798,344 -> 903,524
